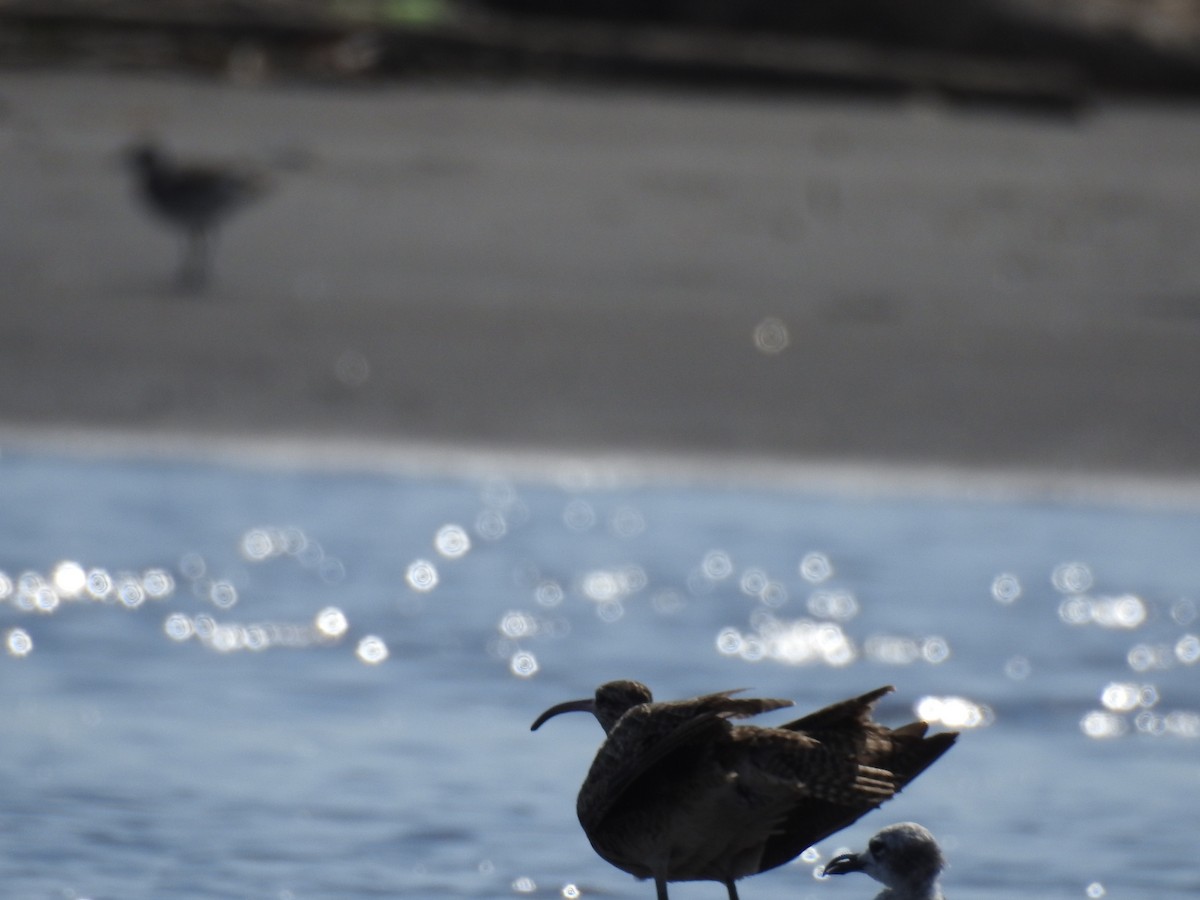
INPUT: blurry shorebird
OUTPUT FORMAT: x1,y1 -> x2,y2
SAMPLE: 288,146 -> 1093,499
125,141 -> 268,291
531,681 -> 956,900
823,822 -> 946,900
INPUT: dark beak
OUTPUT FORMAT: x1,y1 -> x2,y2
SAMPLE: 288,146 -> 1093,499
822,852 -> 867,877
531,698 -> 594,731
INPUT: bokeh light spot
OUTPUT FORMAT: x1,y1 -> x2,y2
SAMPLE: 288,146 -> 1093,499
753,317 -> 790,354
209,624 -> 242,653
596,599 -> 624,622
724,615 -> 858,667
760,581 -> 788,607
1164,711 -> 1200,738
1081,711 -> 1127,739
52,561 -> 86,598
609,506 -> 646,538
1059,594 -> 1146,630
916,695 -> 993,728
1176,634 -> 1200,664
651,589 -> 686,615
405,559 -> 439,592
500,611 -> 538,639
864,635 -> 920,665
480,478 -> 517,509
807,589 -> 858,621
1127,643 -> 1172,672
799,552 -> 833,584
701,550 -> 733,581
142,568 -> 175,599
1170,598 -> 1197,626
1052,561 -> 1094,594
193,614 -> 216,640
922,636 -> 951,663
116,575 -> 146,609
208,580 -> 238,610
242,625 -> 270,651
33,586 -> 60,614
582,570 -> 620,602
1101,682 -> 1157,712
85,568 -> 113,601
534,579 -> 564,608
5,628 -> 33,657
13,578 -> 40,607
315,606 -> 349,638
991,573 -> 1022,604
475,509 -> 508,541
1101,595 -> 1147,629
740,568 -> 769,597
318,557 -> 346,584
434,524 -> 471,559
356,635 -> 389,665
510,650 -> 539,678
164,613 -> 194,642
716,627 -> 743,655
241,528 -> 277,561
1004,655 -> 1032,680
179,552 -> 206,580
562,499 -> 597,532
280,527 -> 308,555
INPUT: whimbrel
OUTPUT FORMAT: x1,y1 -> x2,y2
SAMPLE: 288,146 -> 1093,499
125,141 -> 268,291
823,822 -> 946,900
531,681 -> 956,900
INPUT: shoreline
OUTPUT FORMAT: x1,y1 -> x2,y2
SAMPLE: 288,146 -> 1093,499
9,422 -> 1200,511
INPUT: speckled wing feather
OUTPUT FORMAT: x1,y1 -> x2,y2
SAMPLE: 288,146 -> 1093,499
751,687 -> 958,873
576,691 -> 793,833
729,726 -> 896,807
777,685 -> 895,734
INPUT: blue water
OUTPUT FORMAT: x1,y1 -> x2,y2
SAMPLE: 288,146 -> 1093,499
1,449 -> 1198,900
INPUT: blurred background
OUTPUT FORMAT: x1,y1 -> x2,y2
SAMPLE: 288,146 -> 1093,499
1,3 -> 1200,900
4,0 -> 1200,471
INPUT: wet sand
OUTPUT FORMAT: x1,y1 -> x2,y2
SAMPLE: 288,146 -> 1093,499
4,70 -> 1200,485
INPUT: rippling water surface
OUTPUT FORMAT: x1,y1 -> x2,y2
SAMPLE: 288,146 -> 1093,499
1,450 -> 1198,900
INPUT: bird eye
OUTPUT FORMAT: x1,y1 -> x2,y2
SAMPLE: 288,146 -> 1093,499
868,838 -> 886,857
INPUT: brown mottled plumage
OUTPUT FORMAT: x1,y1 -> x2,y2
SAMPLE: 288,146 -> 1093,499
531,680 -> 956,900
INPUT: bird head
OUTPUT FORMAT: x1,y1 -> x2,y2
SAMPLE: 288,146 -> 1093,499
823,822 -> 945,894
531,680 -> 654,734
124,141 -> 165,175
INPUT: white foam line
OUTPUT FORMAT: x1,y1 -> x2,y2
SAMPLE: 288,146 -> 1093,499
4,422 -> 1200,509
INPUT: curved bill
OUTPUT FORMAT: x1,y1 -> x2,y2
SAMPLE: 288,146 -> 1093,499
531,698 -> 594,731
822,852 -> 866,877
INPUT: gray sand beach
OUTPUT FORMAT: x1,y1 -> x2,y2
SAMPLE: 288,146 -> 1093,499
4,70 -> 1200,485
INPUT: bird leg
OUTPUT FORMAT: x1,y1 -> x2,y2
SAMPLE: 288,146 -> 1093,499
724,879 -> 739,900
178,229 -> 212,292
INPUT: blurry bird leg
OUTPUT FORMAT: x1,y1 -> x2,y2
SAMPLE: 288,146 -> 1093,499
179,228 -> 211,291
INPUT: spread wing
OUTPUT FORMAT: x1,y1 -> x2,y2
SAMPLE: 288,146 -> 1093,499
753,687 -> 958,873
576,690 -> 793,833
